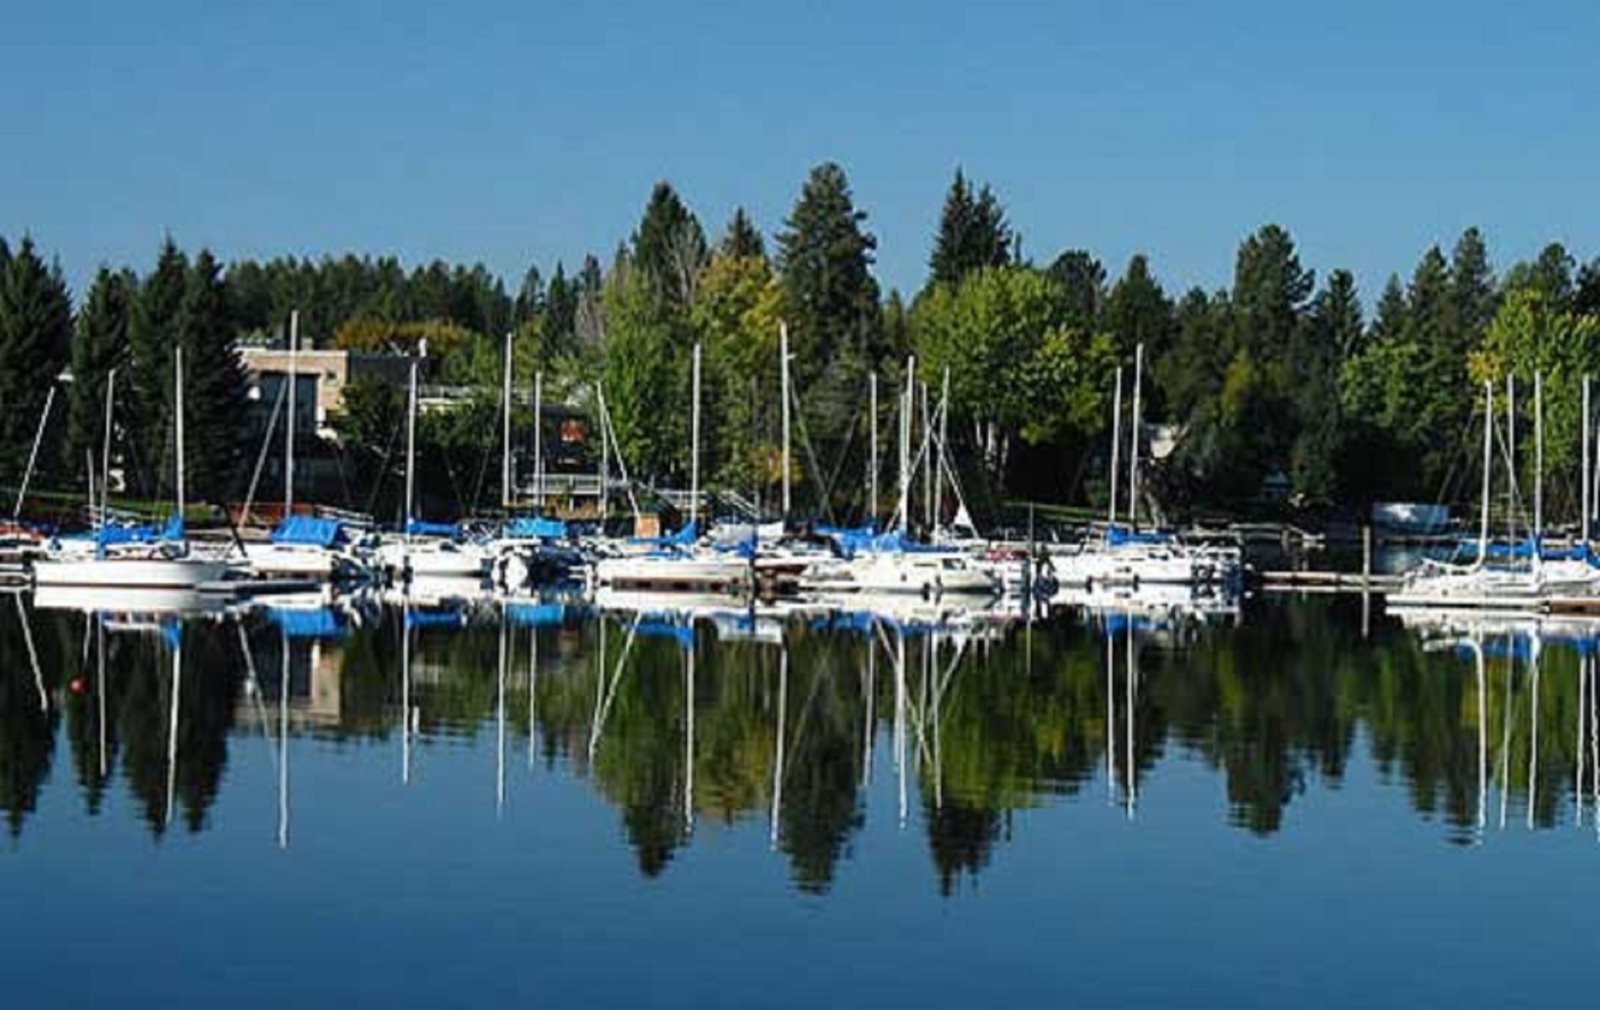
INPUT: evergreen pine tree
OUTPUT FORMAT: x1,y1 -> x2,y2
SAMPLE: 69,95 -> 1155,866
1290,270 -> 1362,502
1045,250 -> 1105,331
128,239 -> 188,495
67,268 -> 136,472
177,250 -> 246,502
545,263 -> 576,350
776,163 -> 883,506
1104,255 -> 1173,361
0,237 -> 74,481
1449,227 -> 1496,338
928,169 -> 1013,288
720,208 -> 765,260
513,265 -> 543,326
632,182 -> 706,306
1369,274 -> 1408,345
1576,259 -> 1600,317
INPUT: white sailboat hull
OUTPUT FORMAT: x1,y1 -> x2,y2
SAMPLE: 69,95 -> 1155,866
806,552 -> 999,597
376,541 -> 493,579
594,553 -> 752,591
33,556 -> 229,589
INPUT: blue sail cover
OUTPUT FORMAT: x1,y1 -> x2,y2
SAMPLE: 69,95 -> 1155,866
405,519 -> 460,538
93,523 -> 162,547
1105,612 -> 1158,636
635,619 -> 695,647
1106,525 -> 1172,547
506,602 -> 566,628
404,608 -> 466,629
504,516 -> 569,540
1454,537 -> 1600,566
270,515 -> 344,548
267,607 -> 347,639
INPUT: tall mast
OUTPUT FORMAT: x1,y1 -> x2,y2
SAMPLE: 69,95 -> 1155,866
502,330 -> 513,511
900,356 -> 915,532
285,309 -> 298,515
1584,374 -> 1592,547
690,341 -> 702,528
404,349 -> 418,546
921,380 -> 932,530
175,345 -> 186,526
1479,380 -> 1492,566
869,371 -> 879,526
534,370 -> 544,511
1107,366 -> 1123,530
1128,343 -> 1144,528
936,367 -> 951,532
599,382 -> 610,523
1534,371 -> 1544,543
780,322 -> 792,518
100,370 -> 115,536
1506,373 -> 1515,544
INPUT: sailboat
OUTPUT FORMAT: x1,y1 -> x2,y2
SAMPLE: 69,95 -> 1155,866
591,342 -> 754,593
245,312 -> 372,581
808,356 -> 998,599
35,349 -> 230,590
1390,380 -> 1547,610
374,345 -> 494,581
1049,345 -> 1240,590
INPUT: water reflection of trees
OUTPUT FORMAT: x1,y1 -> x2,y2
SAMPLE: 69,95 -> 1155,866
6,595 -> 1600,889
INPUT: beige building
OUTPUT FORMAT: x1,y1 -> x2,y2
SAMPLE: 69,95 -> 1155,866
239,346 -> 411,439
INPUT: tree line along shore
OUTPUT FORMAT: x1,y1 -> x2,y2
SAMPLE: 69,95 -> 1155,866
2,162 -> 1598,528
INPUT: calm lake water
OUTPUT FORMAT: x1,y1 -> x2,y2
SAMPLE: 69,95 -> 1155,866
3,588 -> 1597,1007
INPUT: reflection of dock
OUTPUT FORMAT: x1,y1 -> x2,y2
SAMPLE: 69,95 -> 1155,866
1258,570 -> 1401,592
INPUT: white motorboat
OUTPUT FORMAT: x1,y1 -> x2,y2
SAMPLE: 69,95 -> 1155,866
805,548 -> 998,597
593,548 -> 752,592
377,535 -> 495,579
246,516 -> 371,580
1387,561 -> 1547,611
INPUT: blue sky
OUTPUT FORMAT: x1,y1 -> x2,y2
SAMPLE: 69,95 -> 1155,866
3,0 -> 1597,304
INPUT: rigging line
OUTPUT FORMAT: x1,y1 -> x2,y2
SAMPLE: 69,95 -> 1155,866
14,595 -> 47,714
235,623 -> 277,760
362,397 -> 407,521
239,380 -> 288,526
777,650 -> 830,790
588,615 -> 641,763
786,379 -> 837,523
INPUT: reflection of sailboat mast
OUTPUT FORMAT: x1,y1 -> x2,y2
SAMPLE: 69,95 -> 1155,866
1527,633 -> 1541,830
14,594 -> 46,714
279,624 -> 290,850
402,598 -> 412,785
97,613 -> 107,780
861,619 -> 876,788
1578,648 -> 1587,828
1126,607 -> 1136,819
771,642 -> 789,848
497,604 -> 507,817
895,627 -> 907,829
589,616 -> 639,762
165,629 -> 181,831
528,625 -> 537,770
684,620 -> 695,836
1591,652 -> 1600,837
1472,633 -> 1486,836
1105,614 -> 1115,803
1498,634 -> 1514,830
